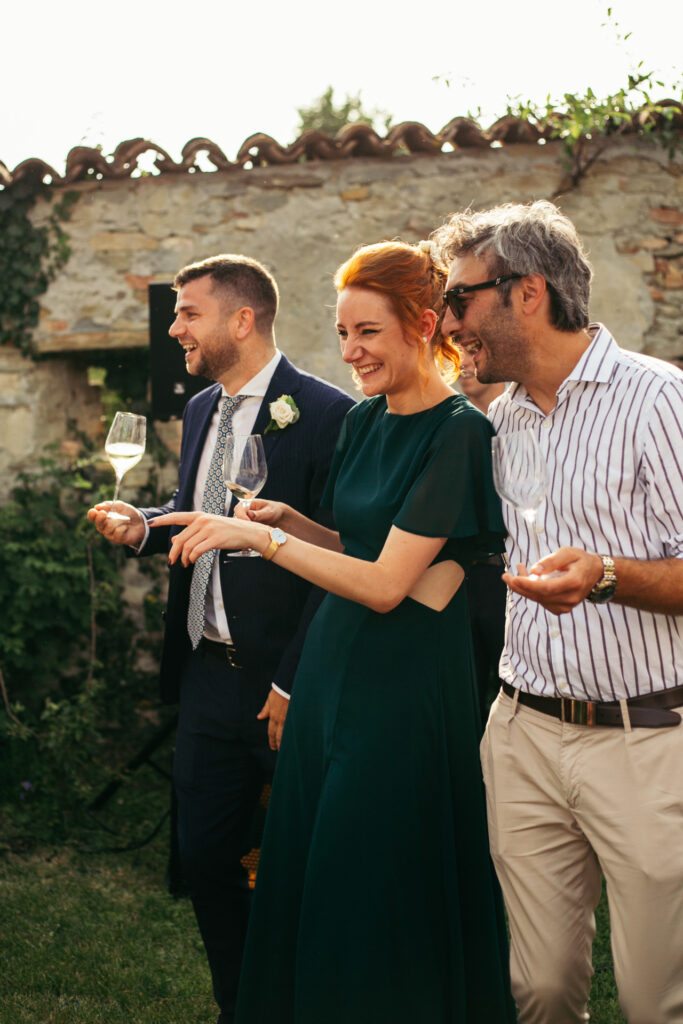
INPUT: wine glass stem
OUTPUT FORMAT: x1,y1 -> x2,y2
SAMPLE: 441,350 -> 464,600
525,511 -> 542,567
112,476 -> 122,503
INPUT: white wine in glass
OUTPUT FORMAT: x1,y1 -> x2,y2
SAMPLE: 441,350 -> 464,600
104,412 -> 147,521
223,434 -> 268,557
492,430 -> 550,576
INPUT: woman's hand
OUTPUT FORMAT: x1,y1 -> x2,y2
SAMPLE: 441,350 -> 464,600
234,498 -> 289,526
237,500 -> 341,551
150,511 -> 266,566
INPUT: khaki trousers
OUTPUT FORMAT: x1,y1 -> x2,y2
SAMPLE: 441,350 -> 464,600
480,689 -> 683,1024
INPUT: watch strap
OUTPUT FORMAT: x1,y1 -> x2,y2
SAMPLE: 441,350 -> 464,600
261,528 -> 287,562
587,554 -> 617,604
261,537 -> 279,561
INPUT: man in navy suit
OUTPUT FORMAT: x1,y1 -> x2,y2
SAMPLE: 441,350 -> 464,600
89,254 -> 353,1023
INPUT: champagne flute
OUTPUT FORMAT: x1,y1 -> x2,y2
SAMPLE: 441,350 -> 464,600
491,430 -> 550,577
223,434 -> 268,557
104,412 -> 147,521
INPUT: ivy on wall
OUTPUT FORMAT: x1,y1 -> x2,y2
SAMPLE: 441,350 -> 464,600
0,182 -> 79,354
0,437 -> 170,843
505,72 -> 682,190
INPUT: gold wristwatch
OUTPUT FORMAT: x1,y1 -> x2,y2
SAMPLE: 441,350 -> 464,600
261,527 -> 287,562
587,554 -> 617,604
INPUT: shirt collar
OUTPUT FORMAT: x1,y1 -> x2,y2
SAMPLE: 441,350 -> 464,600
221,349 -> 282,400
507,323 -> 619,411
562,323 -> 619,387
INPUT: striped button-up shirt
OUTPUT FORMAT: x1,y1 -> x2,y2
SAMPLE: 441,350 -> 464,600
490,324 -> 683,701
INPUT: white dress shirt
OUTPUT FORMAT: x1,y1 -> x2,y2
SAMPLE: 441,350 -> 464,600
197,351 -> 281,642
136,351 -> 286,694
489,324 -> 683,702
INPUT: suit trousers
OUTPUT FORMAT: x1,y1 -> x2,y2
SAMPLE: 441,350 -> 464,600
173,648 -> 276,1022
480,688 -> 683,1024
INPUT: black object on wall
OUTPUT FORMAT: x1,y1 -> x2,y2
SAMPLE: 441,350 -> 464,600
149,283 -> 211,420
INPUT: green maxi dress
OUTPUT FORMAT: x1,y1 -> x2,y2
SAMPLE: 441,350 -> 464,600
235,394 -> 516,1024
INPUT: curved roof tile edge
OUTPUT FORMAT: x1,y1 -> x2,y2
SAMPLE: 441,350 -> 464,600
2,107 -> 682,188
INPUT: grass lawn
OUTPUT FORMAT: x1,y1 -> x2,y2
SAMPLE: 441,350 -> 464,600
0,747 -> 626,1024
0,843 -> 215,1024
589,888 -> 627,1024
1,843 -> 627,1024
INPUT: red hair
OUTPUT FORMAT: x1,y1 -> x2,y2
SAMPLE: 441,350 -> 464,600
334,241 -> 459,382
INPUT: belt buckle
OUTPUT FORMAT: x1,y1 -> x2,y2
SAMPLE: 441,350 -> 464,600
225,645 -> 242,670
561,697 -> 597,726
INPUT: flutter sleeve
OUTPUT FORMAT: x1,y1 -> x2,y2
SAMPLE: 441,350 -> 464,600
393,408 -> 506,566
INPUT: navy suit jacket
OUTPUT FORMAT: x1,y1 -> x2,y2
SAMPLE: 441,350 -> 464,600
139,355 -> 354,704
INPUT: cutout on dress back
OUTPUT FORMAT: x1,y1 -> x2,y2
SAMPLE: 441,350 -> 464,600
408,560 -> 465,612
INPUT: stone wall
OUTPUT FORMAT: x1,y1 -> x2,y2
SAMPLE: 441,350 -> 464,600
1,137 -> 681,492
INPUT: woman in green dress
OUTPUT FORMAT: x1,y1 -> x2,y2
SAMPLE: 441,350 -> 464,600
154,241 -> 515,1023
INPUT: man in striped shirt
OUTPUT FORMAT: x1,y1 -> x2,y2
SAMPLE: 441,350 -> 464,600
434,200 -> 683,1024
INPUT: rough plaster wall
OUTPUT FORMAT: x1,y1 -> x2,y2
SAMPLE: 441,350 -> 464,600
1,138 -> 681,492
0,348 -> 102,485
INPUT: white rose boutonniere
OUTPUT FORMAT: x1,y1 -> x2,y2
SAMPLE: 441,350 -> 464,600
265,394 -> 300,434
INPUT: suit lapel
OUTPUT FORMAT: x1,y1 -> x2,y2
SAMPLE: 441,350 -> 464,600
253,355 -> 303,461
180,360 -> 302,506
179,384 -> 222,508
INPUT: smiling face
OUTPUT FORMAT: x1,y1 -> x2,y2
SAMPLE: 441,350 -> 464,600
336,287 -> 420,408
456,344 -> 484,395
443,253 -> 530,386
169,275 -> 240,382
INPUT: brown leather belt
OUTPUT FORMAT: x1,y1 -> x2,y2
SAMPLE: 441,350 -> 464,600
501,681 -> 683,729
198,637 -> 243,670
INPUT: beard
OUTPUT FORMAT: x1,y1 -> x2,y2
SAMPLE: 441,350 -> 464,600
475,359 -> 507,386
188,329 -> 239,382
475,304 -> 530,385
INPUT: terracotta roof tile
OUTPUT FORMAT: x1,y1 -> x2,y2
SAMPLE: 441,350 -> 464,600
2,106 -> 681,187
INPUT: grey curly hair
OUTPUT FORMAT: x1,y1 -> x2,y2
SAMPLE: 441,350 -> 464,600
431,200 -> 593,332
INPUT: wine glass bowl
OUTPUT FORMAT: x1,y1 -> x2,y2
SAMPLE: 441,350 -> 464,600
104,412 -> 146,520
492,430 -> 550,575
491,431 -> 548,525
223,435 -> 268,557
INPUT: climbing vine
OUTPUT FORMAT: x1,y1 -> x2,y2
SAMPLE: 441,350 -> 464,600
0,181 -> 79,353
506,72 -> 682,190
0,435 -> 170,842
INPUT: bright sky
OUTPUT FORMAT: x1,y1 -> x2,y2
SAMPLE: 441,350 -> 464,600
3,0 -> 681,175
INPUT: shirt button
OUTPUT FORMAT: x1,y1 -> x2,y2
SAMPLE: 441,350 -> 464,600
550,627 -> 560,639
542,419 -> 551,429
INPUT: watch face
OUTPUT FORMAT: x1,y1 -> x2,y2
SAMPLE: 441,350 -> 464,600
589,582 -> 617,604
271,528 -> 287,544
588,555 -> 617,604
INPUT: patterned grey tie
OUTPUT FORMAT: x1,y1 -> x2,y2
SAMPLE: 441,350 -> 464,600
187,394 -> 248,650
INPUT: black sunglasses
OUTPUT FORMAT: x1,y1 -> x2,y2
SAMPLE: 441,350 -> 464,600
443,274 -> 523,320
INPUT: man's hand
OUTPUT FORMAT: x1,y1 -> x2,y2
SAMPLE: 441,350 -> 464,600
257,689 -> 290,751
503,547 -> 603,615
87,502 -> 146,548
